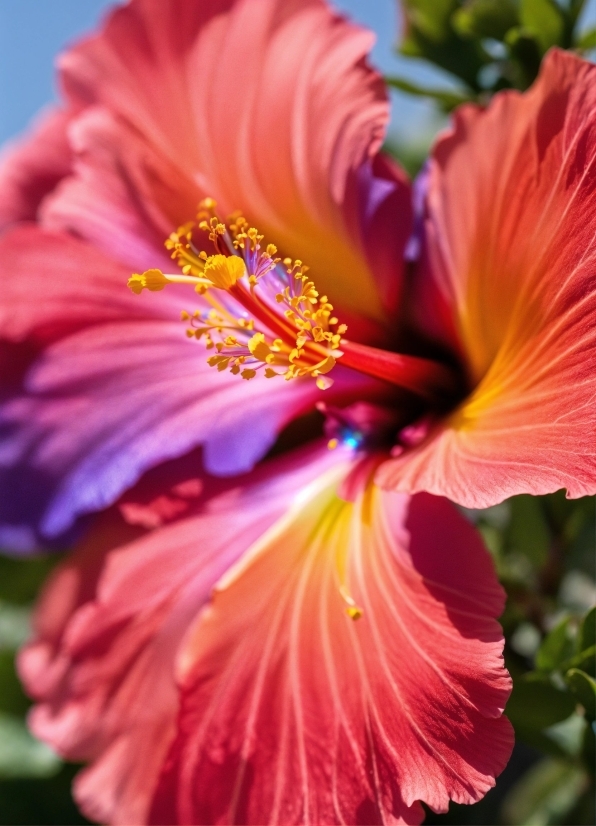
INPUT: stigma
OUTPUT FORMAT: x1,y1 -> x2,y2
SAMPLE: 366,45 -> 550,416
128,199 -> 347,389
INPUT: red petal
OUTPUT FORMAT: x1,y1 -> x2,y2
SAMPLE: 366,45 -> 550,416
0,107 -> 73,230
49,0 -> 410,320
19,445 -> 340,825
150,469 -> 512,825
0,226 -> 146,343
382,50 -> 596,506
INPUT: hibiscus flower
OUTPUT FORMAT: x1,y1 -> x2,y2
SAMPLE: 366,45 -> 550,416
1,0 -> 595,823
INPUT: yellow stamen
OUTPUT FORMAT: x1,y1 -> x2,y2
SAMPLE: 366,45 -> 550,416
203,254 -> 246,290
128,270 -> 211,293
248,332 -> 280,362
127,268 -> 169,293
127,198 -> 346,388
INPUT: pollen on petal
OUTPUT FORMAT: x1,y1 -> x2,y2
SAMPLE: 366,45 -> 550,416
316,376 -> 334,390
346,605 -> 363,620
204,255 -> 246,290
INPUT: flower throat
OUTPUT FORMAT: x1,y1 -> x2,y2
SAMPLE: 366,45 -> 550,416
128,198 -> 456,400
129,199 -> 345,389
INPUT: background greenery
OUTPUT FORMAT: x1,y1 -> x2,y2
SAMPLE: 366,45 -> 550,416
387,0 -> 596,175
0,1 -> 594,824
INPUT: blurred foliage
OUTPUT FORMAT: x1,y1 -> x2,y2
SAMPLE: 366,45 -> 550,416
384,134 -> 435,178
424,491 -> 595,825
0,765 -> 90,826
463,493 -> 594,824
389,0 -> 596,109
0,555 -> 89,823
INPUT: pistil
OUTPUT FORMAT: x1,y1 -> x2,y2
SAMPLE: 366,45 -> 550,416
128,200 -> 345,388
127,199 -> 456,401
338,340 -> 457,401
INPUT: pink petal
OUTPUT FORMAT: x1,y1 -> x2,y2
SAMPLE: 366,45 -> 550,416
0,107 -> 73,230
0,225 -> 152,342
0,227 -> 374,544
19,445 -> 341,825
50,0 -> 410,319
150,465 -> 512,825
3,315 -> 364,538
381,50 -> 596,506
41,107 -> 192,272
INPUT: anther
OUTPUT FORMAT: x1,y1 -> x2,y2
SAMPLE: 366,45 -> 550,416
128,198 -> 347,388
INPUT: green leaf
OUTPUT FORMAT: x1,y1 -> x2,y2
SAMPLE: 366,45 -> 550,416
579,606 -> 595,653
401,0 -> 458,42
543,490 -> 594,540
544,712 -> 587,757
0,764 -> 90,825
398,0 -> 489,90
0,713 -> 60,780
581,716 -> 595,771
382,137 -> 434,179
385,76 -> 470,111
479,523 -> 504,560
504,27 -> 543,88
566,669 -> 596,721
0,602 -> 31,651
535,616 -> 575,672
507,674 -> 577,732
453,0 -> 519,40
501,757 -> 588,826
559,644 -> 596,677
577,27 -> 596,50
520,0 -> 565,51
0,556 -> 56,606
569,0 -> 588,28
507,494 -> 551,568
0,651 -> 30,717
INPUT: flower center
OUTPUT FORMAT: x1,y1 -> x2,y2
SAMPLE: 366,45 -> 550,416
128,199 -> 346,389
128,198 -> 459,401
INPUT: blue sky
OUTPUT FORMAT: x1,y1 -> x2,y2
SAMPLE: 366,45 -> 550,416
1,0 -> 595,148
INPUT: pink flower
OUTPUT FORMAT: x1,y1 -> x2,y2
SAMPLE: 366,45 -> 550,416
0,0 -> 594,822
0,0 -> 408,550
